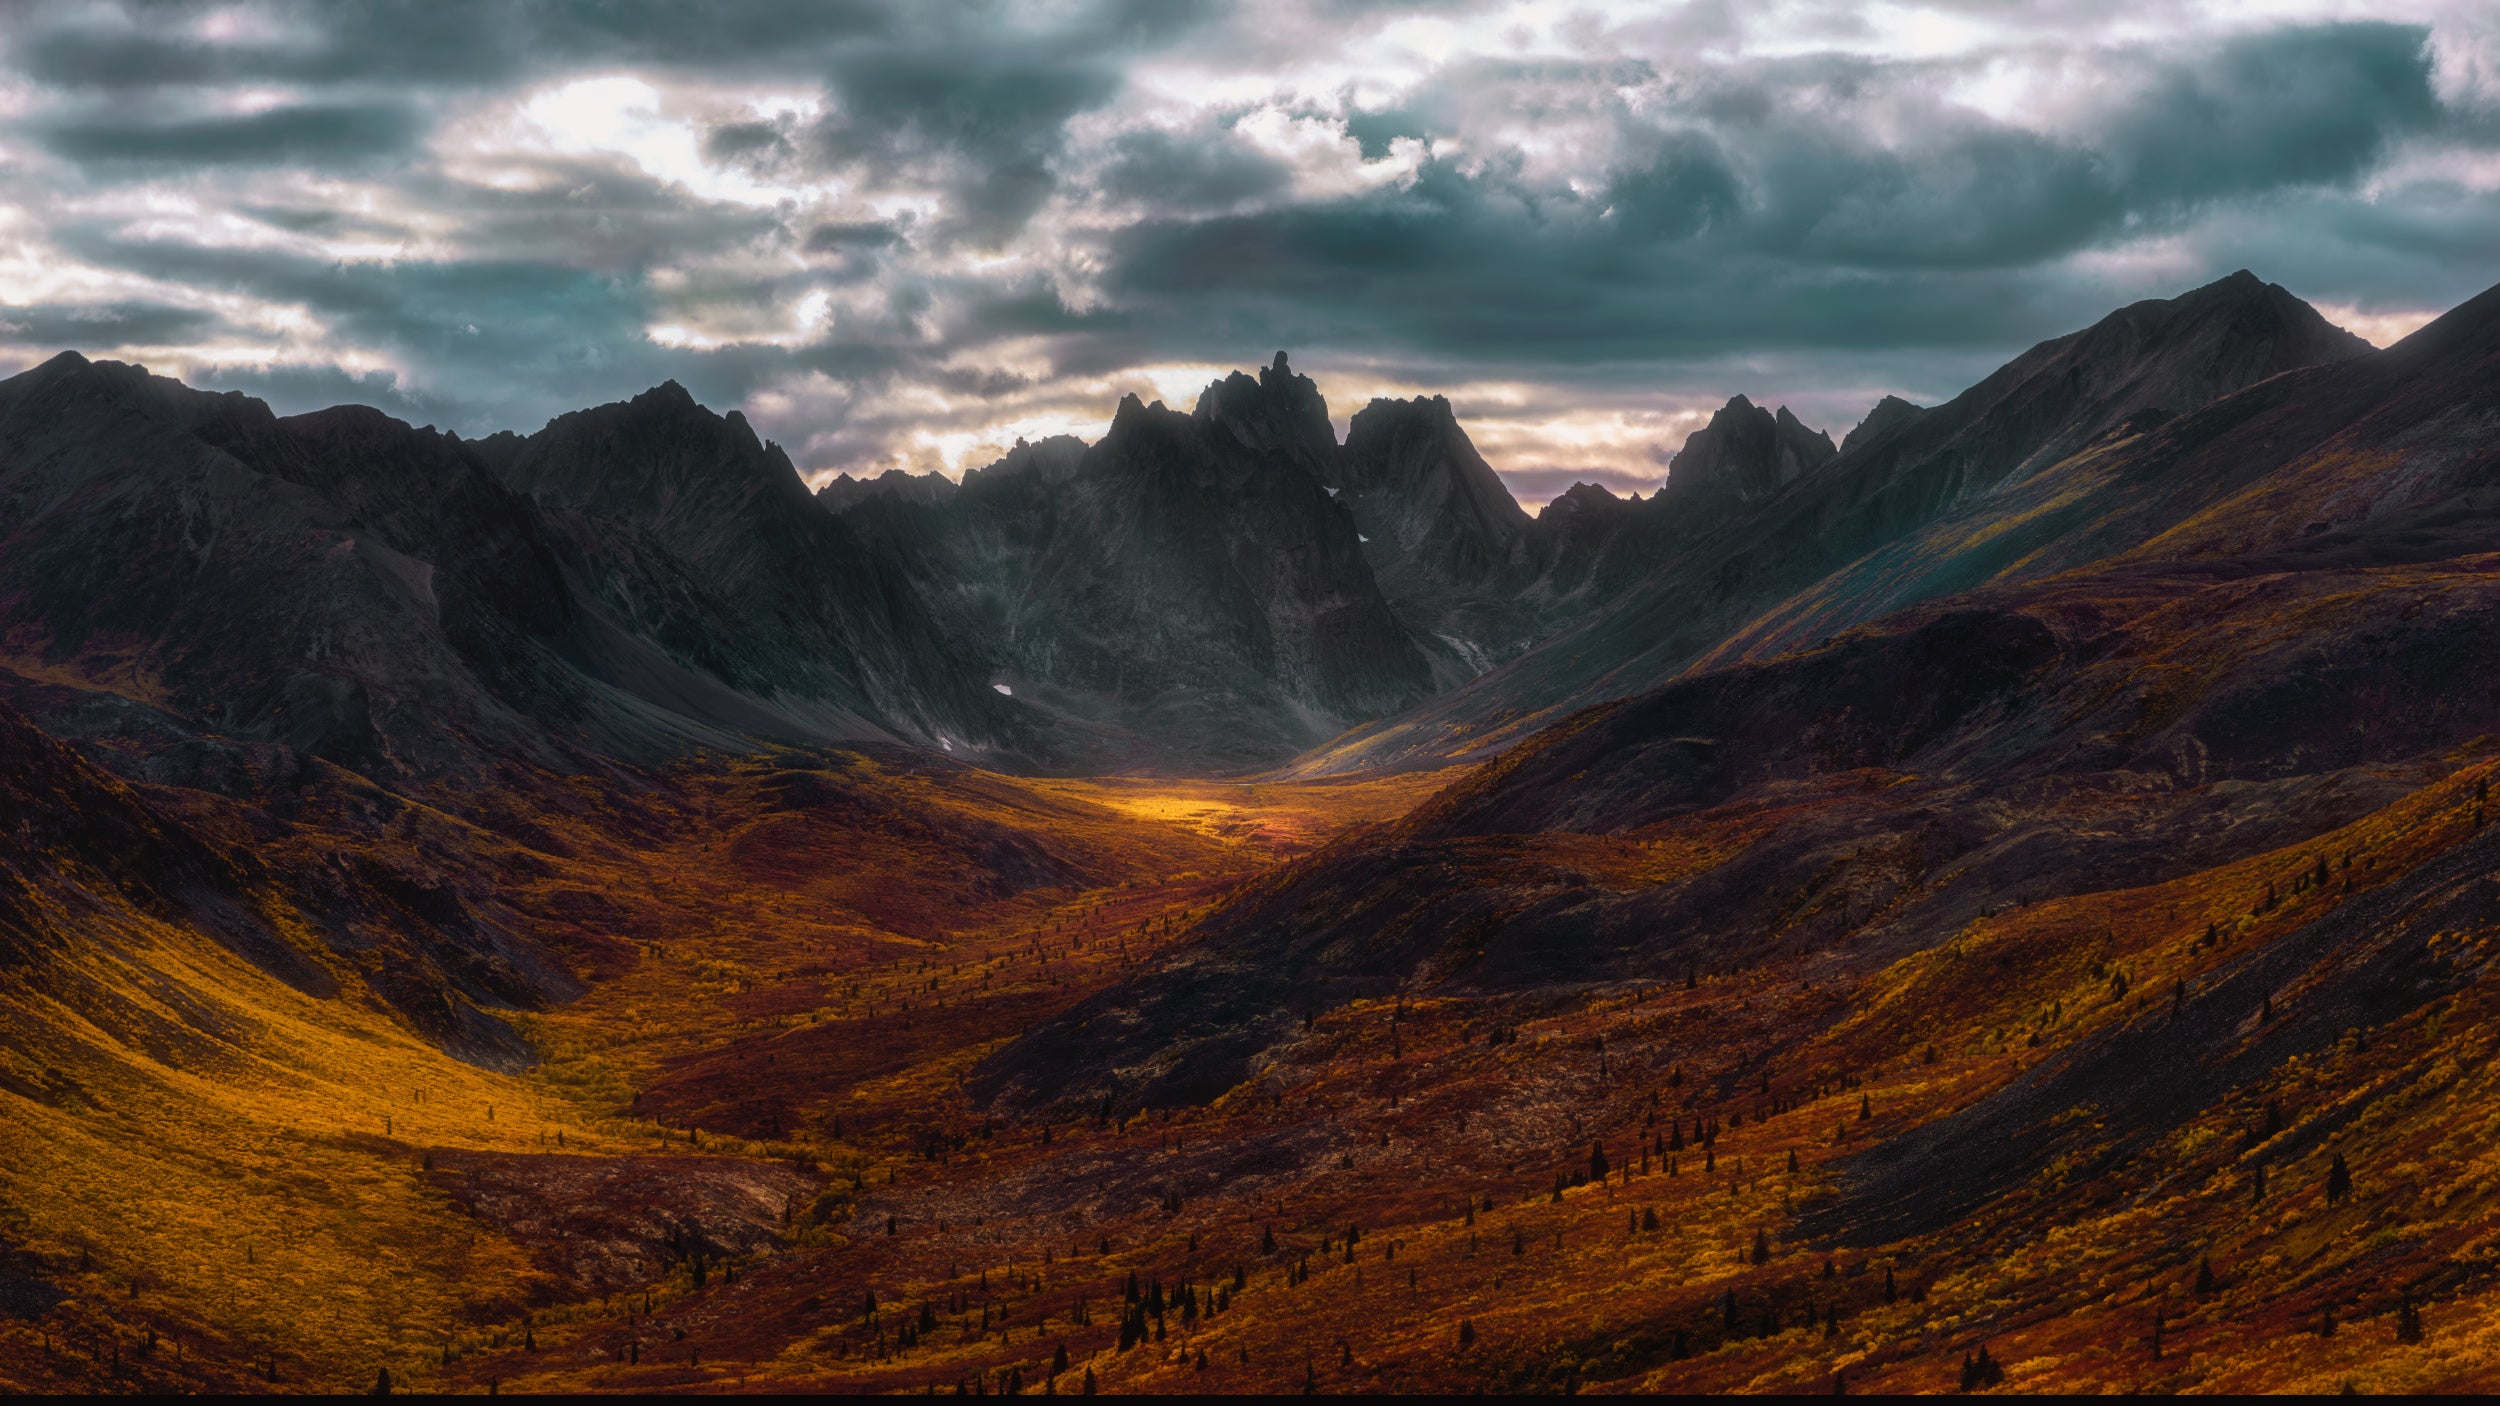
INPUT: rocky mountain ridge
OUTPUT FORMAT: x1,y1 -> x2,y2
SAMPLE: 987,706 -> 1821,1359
1289,269 -> 2374,774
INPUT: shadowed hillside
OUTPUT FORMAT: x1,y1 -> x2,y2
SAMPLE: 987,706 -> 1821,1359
1294,270 -> 2373,776
9,274 -> 2500,1396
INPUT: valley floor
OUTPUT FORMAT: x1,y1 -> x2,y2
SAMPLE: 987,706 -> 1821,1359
5,748 -> 2499,1393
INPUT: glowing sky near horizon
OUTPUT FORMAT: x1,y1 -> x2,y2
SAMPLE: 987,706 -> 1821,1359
3,1 -> 2498,505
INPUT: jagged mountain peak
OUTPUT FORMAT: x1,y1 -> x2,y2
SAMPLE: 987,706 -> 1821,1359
1545,480 -> 1625,514
1664,393 -> 1837,503
1193,351 -> 1337,478
816,467 -> 960,513
1340,395 -> 1524,527
1342,393 -> 1475,459
498,378 -> 812,522
962,434 -> 1087,491
1333,392 -> 1532,661
1841,394 -> 1926,453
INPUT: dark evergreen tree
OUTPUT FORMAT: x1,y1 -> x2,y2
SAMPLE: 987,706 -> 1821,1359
1753,1228 -> 1771,1265
2195,1257 -> 2216,1297
2327,1152 -> 2352,1207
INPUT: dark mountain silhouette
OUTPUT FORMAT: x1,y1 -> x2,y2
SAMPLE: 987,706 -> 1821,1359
814,468 -> 958,511
1293,270 -> 2371,773
1333,394 -> 1540,677
1663,394 -> 1837,505
832,358 -> 1434,771
478,381 -> 1023,760
0,272 -> 2378,791
0,351 -> 587,779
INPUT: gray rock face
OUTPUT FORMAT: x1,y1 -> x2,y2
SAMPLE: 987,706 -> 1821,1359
1664,395 -> 1837,504
0,351 -> 587,780
483,381 -> 1018,758
1335,395 -> 1540,677
834,363 -> 1437,772
1841,395 -> 1926,453
1194,351 -> 1341,483
815,468 -> 959,512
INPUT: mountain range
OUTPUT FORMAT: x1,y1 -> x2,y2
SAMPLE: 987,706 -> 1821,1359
0,270 -> 2369,789
10,268 -> 2500,1392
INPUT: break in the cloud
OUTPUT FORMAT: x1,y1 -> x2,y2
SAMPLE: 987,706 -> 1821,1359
4,1 -> 2499,506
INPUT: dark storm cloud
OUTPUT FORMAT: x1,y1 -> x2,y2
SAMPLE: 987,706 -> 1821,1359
19,0 -> 892,90
40,102 -> 424,168
46,222 -> 686,428
1097,125 -> 1292,213
1097,23 -> 2449,371
800,36 -> 1132,243
0,299 -> 223,346
1729,22 -> 2442,268
805,222 -> 903,252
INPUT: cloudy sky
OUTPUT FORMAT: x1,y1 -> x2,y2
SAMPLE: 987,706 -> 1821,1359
4,1 -> 2498,503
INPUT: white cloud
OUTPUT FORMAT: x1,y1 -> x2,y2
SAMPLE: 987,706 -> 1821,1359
2311,299 -> 2441,345
3,0 -> 2497,496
